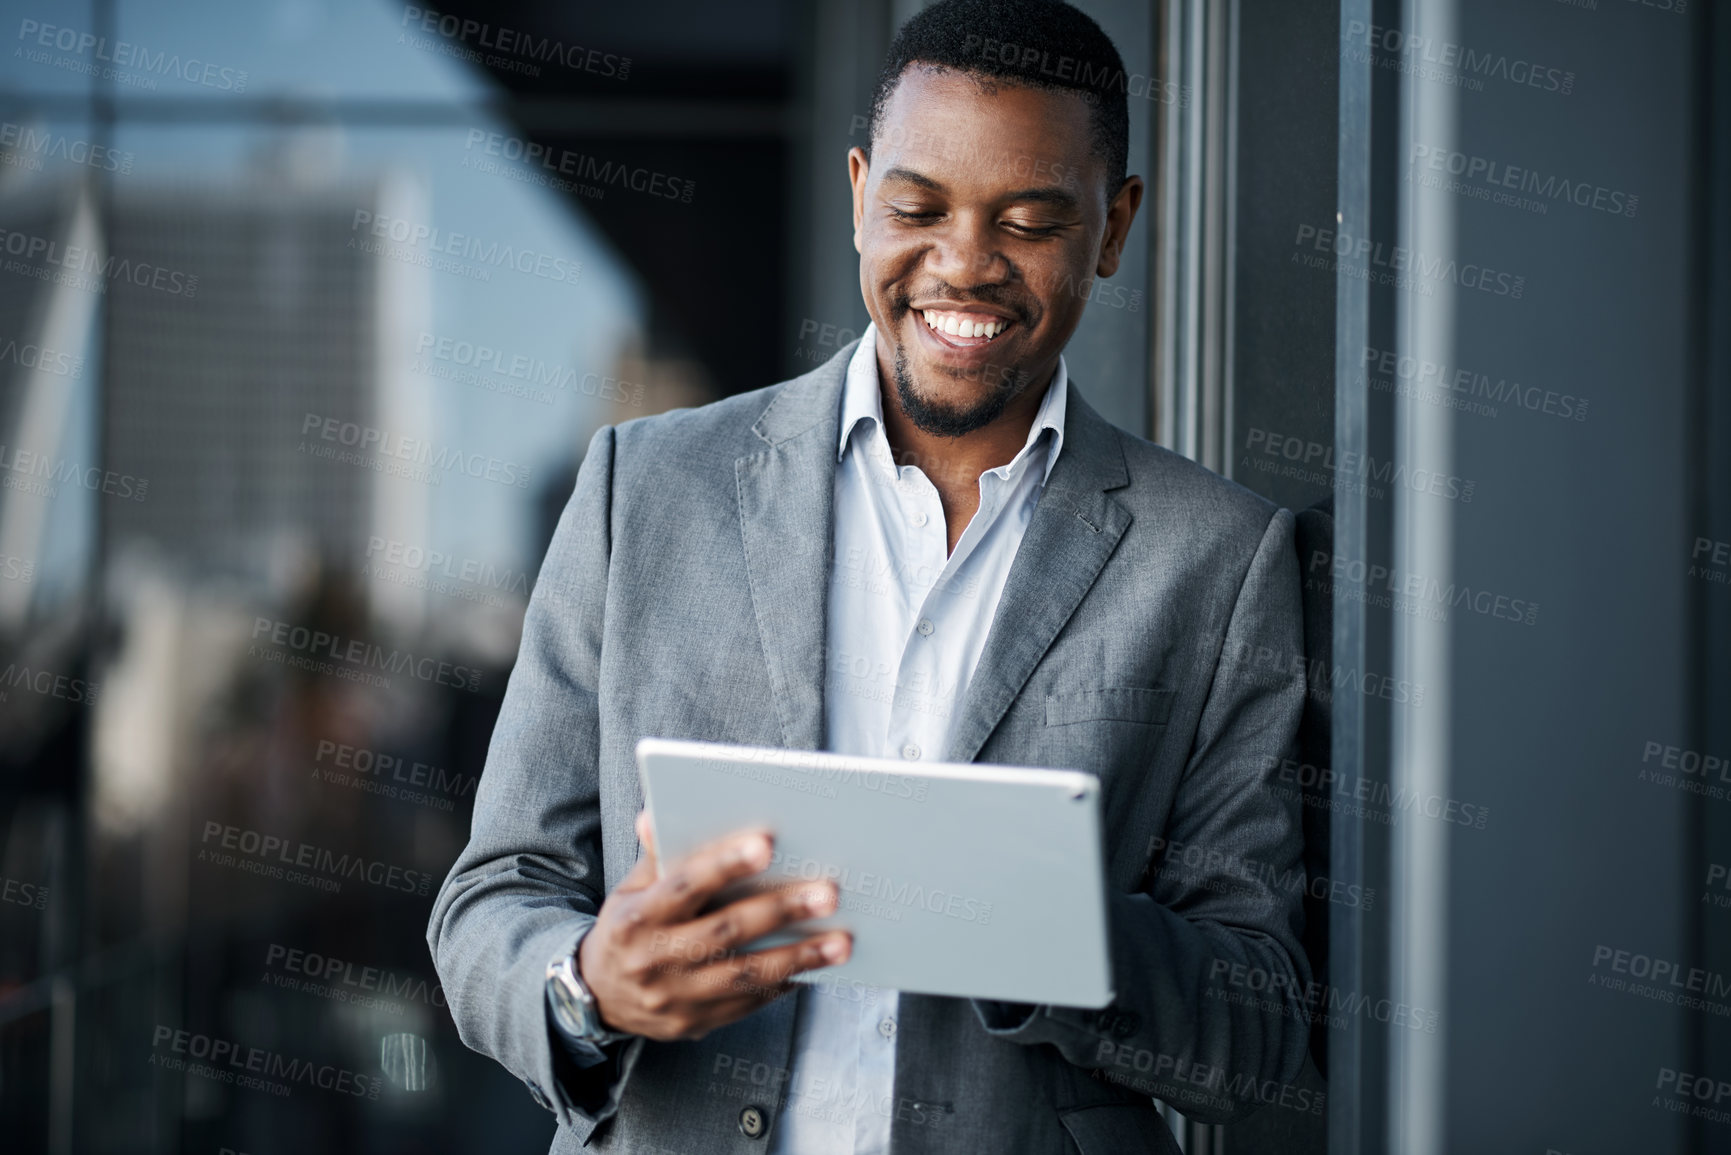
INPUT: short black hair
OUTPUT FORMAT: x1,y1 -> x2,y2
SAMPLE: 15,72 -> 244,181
866,0 -> 1130,197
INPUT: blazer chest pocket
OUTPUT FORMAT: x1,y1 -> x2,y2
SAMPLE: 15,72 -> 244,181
1044,686 -> 1175,728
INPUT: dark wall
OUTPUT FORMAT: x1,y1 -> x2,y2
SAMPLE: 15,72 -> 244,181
1226,0 -> 1338,514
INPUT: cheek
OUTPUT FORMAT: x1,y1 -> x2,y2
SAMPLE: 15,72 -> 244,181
862,237 -> 926,289
1026,253 -> 1095,323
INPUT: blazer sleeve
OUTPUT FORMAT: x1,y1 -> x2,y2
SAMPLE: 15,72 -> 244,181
970,506 -> 1312,1124
426,424 -> 646,1142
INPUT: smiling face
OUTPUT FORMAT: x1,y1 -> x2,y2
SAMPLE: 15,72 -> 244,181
850,65 -> 1142,438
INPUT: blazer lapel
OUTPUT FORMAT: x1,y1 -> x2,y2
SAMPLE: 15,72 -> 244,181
943,384 -> 1133,765
735,347 -> 850,752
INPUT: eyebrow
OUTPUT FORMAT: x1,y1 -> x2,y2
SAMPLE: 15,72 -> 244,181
880,166 -> 1082,213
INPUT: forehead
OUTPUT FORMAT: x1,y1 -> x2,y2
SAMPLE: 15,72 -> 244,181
872,65 -> 1100,193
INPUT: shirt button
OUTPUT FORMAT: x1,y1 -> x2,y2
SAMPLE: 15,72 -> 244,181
739,1105 -> 768,1139
878,1017 -> 898,1039
916,619 -> 934,636
901,744 -> 921,761
911,511 -> 929,527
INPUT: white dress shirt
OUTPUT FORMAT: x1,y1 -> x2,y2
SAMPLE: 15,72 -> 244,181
768,323 -> 1068,1154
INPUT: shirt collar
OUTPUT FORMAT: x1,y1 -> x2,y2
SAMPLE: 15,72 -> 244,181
836,321 -> 1068,485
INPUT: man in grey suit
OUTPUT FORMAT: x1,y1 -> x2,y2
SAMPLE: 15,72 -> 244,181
428,1 -> 1312,1151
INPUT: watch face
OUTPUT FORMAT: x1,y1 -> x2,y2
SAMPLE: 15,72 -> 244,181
550,965 -> 601,1038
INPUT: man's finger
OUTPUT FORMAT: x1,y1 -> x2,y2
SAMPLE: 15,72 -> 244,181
680,879 -> 838,956
635,828 -> 776,926
691,930 -> 853,999
611,812 -> 660,895
612,850 -> 659,895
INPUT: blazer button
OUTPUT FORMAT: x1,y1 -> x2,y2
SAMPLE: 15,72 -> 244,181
1112,1011 -> 1140,1038
739,1104 -> 768,1140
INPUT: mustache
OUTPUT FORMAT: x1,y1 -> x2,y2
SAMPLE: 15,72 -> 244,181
892,285 -> 1030,321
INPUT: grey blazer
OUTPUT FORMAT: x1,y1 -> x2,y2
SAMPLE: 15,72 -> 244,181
427,341 -> 1311,1155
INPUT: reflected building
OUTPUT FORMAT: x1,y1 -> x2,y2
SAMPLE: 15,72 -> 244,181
0,182 -> 101,631
103,171 -> 434,627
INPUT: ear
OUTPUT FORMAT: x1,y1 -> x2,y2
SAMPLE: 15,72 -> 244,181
849,147 -> 870,254
1094,174 -> 1145,279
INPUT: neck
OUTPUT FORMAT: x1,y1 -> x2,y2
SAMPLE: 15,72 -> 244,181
872,346 -> 1056,497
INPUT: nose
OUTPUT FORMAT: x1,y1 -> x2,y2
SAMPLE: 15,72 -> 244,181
924,212 -> 1012,287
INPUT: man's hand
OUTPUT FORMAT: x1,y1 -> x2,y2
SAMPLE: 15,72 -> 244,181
576,812 -> 853,1041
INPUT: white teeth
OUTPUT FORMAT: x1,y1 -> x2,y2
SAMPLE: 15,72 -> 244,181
921,311 -> 1009,340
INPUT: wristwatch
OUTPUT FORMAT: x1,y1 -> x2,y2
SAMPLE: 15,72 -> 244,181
546,932 -> 626,1046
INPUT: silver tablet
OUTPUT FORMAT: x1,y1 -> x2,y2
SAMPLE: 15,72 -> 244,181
635,737 -> 1113,1008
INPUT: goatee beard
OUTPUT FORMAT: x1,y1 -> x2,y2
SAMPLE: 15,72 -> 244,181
892,342 -> 1026,438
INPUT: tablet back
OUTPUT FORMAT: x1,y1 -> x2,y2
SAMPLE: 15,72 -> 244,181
636,737 -> 1113,1008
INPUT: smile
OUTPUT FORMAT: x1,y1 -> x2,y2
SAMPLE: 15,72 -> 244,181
919,308 -> 1012,343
